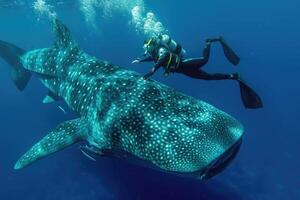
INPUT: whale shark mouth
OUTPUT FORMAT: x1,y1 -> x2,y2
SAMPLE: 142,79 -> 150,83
100,139 -> 243,180
198,138 -> 243,180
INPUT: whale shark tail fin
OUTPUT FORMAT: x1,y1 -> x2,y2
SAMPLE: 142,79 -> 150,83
53,19 -> 75,48
0,40 -> 31,91
14,118 -> 86,170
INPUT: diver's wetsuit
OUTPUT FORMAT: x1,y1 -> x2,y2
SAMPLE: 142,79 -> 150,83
140,39 -> 235,80
136,37 -> 263,109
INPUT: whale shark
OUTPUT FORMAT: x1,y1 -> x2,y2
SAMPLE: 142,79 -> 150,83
0,19 -> 243,179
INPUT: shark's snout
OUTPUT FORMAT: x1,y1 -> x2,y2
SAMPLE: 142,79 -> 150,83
199,138 -> 242,180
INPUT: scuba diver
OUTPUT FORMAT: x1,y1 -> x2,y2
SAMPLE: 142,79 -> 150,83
132,34 -> 263,109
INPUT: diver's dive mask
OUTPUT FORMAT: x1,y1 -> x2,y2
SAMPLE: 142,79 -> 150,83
143,38 -> 156,55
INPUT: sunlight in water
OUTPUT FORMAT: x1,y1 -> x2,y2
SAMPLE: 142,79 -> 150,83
33,0 -> 57,20
131,5 -> 166,36
79,0 -> 166,36
31,0 -> 167,36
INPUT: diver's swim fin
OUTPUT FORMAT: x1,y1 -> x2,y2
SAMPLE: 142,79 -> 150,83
220,37 -> 240,66
237,76 -> 263,109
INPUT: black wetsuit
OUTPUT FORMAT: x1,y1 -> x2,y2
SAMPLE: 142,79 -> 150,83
137,38 -> 263,109
141,40 -> 235,80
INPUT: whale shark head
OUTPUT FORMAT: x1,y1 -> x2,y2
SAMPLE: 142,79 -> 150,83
84,78 -> 244,179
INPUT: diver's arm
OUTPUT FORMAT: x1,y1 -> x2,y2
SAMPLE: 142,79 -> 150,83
143,52 -> 169,79
132,55 -> 154,64
143,65 -> 162,79
140,55 -> 154,62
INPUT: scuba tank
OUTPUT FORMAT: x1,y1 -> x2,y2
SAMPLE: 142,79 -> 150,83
143,34 -> 186,59
158,34 -> 186,58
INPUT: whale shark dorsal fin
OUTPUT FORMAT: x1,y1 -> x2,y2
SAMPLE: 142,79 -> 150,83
14,118 -> 86,170
53,19 -> 74,48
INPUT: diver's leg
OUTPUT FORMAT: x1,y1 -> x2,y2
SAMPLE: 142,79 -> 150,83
177,63 -> 263,108
182,37 -> 227,69
194,70 -> 235,80
205,37 -> 240,66
182,40 -> 213,69
177,65 -> 235,80
182,36 -> 240,70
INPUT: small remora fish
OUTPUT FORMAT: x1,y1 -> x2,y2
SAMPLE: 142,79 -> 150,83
79,146 -> 97,162
0,19 -> 243,180
58,105 -> 67,114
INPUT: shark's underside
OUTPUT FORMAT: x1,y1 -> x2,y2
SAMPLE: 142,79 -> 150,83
0,19 -> 243,180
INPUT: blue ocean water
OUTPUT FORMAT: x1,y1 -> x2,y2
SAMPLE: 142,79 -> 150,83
0,0 -> 299,200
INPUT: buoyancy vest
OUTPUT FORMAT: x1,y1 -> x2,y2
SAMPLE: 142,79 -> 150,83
163,52 -> 181,77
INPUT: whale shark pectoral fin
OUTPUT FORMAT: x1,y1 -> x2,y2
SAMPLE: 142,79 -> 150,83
14,118 -> 86,170
43,91 -> 61,104
53,19 -> 74,48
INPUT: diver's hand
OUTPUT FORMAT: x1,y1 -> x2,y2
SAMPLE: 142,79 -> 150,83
143,68 -> 155,80
143,72 -> 153,80
132,59 -> 140,64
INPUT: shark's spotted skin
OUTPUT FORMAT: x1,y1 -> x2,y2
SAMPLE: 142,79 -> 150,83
4,19 -> 243,179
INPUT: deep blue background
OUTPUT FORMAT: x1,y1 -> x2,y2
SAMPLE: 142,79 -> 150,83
0,0 -> 299,199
